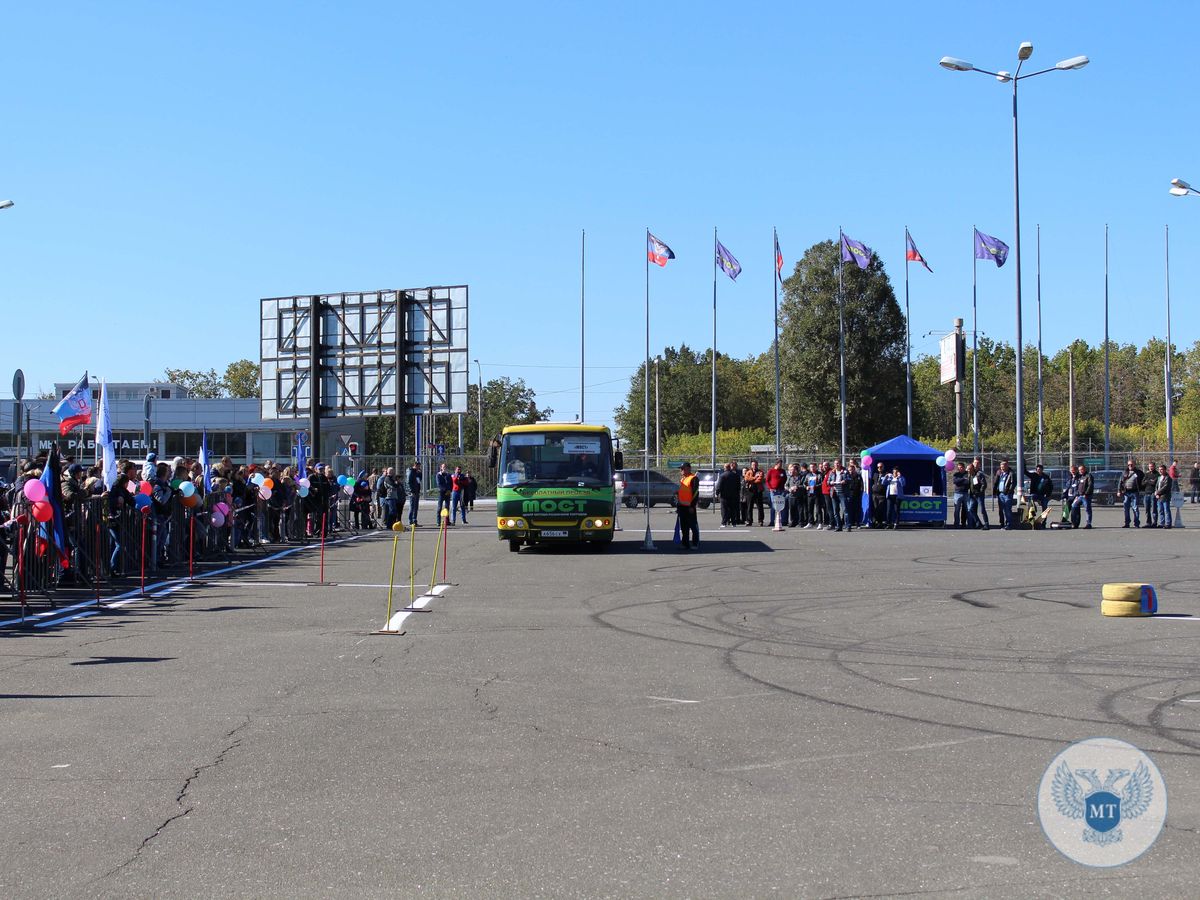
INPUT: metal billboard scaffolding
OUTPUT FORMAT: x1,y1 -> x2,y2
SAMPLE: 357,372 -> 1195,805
259,286 -> 468,460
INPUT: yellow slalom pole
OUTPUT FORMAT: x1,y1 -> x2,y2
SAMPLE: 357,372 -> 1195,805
408,522 -> 416,605
383,523 -> 403,625
429,509 -> 447,592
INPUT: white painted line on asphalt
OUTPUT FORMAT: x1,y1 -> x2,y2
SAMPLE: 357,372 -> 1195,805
723,734 -> 1001,772
384,590 -> 441,632
1179,699 -> 1200,703
1154,616 -> 1200,621
34,610 -> 100,629
51,764 -> 70,769
646,696 -> 700,704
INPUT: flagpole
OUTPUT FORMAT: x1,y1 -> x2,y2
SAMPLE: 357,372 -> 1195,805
1103,224 -> 1110,461
773,227 -> 782,456
711,226 -> 718,469
838,228 -> 847,462
972,227 -> 979,459
904,228 -> 912,437
580,228 -> 585,423
1036,224 -> 1044,458
643,229 -> 654,550
1165,224 -> 1174,461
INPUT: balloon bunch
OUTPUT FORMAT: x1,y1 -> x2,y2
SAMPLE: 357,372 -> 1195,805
935,448 -> 958,470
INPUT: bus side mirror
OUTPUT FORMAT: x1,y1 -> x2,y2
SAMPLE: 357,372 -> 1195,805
487,436 -> 500,469
613,450 -> 624,470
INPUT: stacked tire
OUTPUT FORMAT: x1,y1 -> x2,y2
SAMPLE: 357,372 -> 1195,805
1101,583 -> 1158,617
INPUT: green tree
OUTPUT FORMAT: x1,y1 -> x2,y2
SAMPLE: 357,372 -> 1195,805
778,239 -> 906,449
224,359 -> 260,399
612,345 -> 769,449
163,367 -> 224,398
364,376 -> 551,455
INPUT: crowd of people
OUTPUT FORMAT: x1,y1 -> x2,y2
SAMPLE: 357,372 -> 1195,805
0,449 -> 479,592
710,458 -> 909,532
673,455 -> 1196,546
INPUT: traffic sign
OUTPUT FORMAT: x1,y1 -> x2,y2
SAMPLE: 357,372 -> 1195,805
12,369 -> 24,402
339,433 -> 352,447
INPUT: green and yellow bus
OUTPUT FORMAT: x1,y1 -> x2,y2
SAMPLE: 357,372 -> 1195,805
494,423 -> 623,552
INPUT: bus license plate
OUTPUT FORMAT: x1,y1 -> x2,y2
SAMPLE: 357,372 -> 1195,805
540,530 -> 568,538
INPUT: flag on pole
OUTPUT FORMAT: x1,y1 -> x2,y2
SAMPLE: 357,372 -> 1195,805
37,443 -> 70,568
715,239 -> 741,281
52,372 -> 92,435
647,232 -> 675,267
840,232 -> 873,270
95,379 -> 117,489
200,428 -> 212,493
774,231 -> 784,283
906,230 -> 933,273
974,229 -> 1009,267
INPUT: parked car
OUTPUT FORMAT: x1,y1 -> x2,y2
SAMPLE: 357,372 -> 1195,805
614,469 -> 677,508
696,468 -> 721,509
1092,469 -> 1123,506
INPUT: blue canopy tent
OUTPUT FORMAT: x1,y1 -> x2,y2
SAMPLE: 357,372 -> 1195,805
862,435 -> 948,525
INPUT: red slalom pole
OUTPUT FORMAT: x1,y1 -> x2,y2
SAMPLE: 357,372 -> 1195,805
140,510 -> 147,597
17,521 -> 26,616
441,513 -> 449,583
189,514 -> 195,582
94,521 -> 102,606
319,512 -> 327,583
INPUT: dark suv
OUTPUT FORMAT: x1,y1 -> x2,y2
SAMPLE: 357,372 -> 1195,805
614,469 -> 677,508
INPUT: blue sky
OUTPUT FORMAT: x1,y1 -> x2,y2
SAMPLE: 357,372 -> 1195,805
3,2 -> 1197,432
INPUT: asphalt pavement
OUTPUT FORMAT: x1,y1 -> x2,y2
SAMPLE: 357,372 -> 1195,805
3,503 -> 1200,898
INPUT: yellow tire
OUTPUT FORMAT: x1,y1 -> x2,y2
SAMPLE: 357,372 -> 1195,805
1101,599 -> 1151,617
1102,583 -> 1148,602
1100,583 -> 1158,614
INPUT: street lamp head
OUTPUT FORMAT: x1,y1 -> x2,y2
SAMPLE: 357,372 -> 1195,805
1018,42 -> 1034,61
1055,55 -> 1089,70
996,71 -> 1013,83
0,200 -> 13,210
1170,186 -> 1191,197
939,56 -> 973,72
1171,178 -> 1191,191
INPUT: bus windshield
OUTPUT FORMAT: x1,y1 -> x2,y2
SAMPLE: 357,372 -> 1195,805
498,430 -> 613,487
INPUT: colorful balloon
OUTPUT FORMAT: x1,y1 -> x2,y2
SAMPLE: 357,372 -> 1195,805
935,455 -> 946,467
862,455 -> 873,467
298,478 -> 311,489
945,449 -> 957,463
211,511 -> 225,528
262,478 -> 274,490
180,481 -> 196,497
859,449 -> 869,459
181,493 -> 199,508
258,486 -> 272,500
23,479 -> 46,503
251,473 -> 265,486
139,481 -> 153,496
298,486 -> 309,497
31,500 -> 52,522
126,480 -> 137,494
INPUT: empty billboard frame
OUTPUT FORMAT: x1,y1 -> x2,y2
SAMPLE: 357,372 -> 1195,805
259,286 -> 469,422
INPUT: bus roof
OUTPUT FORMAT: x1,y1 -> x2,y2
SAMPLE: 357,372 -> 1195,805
501,423 -> 611,436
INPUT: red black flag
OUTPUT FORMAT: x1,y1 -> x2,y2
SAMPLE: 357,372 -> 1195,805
774,231 -> 784,283
906,230 -> 932,273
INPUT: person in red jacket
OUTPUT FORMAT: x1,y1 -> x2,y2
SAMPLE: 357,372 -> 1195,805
450,465 -> 469,525
765,459 -> 787,531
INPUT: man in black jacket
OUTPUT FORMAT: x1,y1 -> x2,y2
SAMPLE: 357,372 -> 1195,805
407,462 -> 423,526
715,462 -> 741,528
1074,464 -> 1094,529
1117,459 -> 1143,528
1025,464 -> 1053,512
951,462 -> 970,528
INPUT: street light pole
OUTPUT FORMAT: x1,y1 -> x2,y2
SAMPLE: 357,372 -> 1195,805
940,44 -> 1088,487
474,358 -> 483,452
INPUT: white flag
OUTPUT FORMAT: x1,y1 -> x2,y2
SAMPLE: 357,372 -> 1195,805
95,379 -> 117,489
